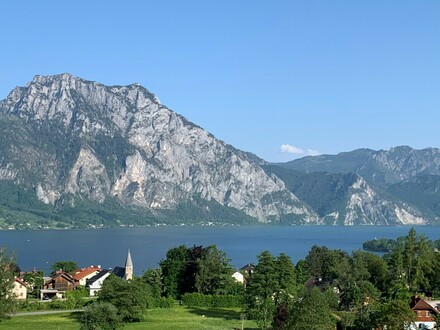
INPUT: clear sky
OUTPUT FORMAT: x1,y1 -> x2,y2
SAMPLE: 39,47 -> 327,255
1,1 -> 439,162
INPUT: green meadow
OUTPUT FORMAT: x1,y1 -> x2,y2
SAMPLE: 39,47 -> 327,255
2,306 -> 257,330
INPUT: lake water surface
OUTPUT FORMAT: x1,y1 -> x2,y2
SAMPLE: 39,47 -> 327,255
1,226 -> 440,275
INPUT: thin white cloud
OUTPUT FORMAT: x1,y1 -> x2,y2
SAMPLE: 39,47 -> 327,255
280,144 -> 321,157
280,144 -> 304,154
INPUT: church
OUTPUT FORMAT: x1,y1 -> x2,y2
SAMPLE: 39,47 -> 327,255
111,249 -> 133,280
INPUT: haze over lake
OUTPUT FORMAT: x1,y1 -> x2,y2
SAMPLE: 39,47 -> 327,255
2,226 -> 440,275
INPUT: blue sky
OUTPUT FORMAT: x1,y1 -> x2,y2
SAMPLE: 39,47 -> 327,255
1,1 -> 439,162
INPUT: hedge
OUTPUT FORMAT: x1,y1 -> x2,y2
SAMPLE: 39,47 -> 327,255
181,293 -> 244,308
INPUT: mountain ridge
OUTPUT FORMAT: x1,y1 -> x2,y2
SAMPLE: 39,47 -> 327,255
0,74 -> 438,229
0,73 -> 317,229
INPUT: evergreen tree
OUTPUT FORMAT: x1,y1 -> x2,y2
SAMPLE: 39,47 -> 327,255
195,245 -> 234,295
246,251 -> 279,329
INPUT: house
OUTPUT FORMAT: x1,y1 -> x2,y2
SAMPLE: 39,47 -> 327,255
13,278 -> 28,300
72,266 -> 101,286
86,270 -> 111,296
40,271 -> 76,300
409,295 -> 440,330
111,249 -> 133,280
240,263 -> 255,276
232,271 -> 244,284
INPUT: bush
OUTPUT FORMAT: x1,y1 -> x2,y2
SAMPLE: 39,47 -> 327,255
147,297 -> 176,309
79,301 -> 122,330
182,293 -> 244,308
17,301 -> 50,312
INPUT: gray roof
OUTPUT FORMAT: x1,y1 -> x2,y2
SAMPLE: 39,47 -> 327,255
86,270 -> 110,286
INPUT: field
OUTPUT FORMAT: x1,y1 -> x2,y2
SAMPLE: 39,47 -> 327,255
1,306 -> 258,330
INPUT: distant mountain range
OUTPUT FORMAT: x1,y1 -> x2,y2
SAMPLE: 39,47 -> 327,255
0,74 -> 438,229
266,147 -> 440,225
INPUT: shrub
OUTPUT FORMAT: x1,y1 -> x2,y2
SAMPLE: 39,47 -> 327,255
147,297 -> 176,309
182,293 -> 244,308
79,301 -> 122,330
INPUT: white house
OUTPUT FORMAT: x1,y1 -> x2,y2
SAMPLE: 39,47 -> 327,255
86,270 -> 111,296
232,271 -> 244,284
13,278 -> 27,300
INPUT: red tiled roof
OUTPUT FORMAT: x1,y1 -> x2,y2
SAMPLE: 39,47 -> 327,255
73,266 -> 101,281
15,277 -> 28,287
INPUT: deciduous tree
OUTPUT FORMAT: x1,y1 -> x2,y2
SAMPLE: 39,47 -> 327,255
0,246 -> 16,320
50,260 -> 78,274
159,245 -> 190,299
288,287 -> 336,330
98,275 -> 148,322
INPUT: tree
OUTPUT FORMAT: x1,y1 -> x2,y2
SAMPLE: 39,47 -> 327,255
385,228 -> 436,294
246,251 -> 279,329
275,253 -> 296,296
352,251 -> 388,292
79,301 -> 122,330
195,245 -> 234,295
51,260 -> 78,274
98,275 -> 148,322
294,259 -> 309,285
353,299 -> 415,330
142,268 -> 163,300
0,247 -> 16,320
183,245 -> 205,294
288,287 -> 336,330
304,245 -> 350,281
272,253 -> 296,329
160,245 -> 190,299
340,280 -> 381,311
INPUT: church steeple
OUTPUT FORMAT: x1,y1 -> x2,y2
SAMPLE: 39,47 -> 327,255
125,249 -> 133,280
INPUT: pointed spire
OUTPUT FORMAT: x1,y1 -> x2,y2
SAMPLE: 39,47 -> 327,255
124,249 -> 133,280
125,249 -> 133,268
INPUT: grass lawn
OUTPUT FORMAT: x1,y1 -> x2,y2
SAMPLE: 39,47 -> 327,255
0,312 -> 80,330
1,306 -> 258,330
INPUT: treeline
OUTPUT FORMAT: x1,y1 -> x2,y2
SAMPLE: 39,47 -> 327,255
363,238 -> 396,252
149,228 -> 440,329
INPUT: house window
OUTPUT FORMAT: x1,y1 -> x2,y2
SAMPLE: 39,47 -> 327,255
417,311 -> 422,316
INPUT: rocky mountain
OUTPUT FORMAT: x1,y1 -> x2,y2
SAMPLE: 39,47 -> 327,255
0,74 -> 438,229
0,73 -> 316,229
263,165 -> 425,225
276,147 -> 440,225
281,146 -> 440,187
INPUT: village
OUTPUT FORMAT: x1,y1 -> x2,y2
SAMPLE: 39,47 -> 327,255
7,230 -> 440,330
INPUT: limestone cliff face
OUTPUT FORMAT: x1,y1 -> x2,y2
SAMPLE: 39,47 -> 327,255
335,176 -> 425,225
0,73 -> 317,224
372,146 -> 440,183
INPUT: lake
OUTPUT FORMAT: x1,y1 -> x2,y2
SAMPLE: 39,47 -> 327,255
1,225 -> 440,275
